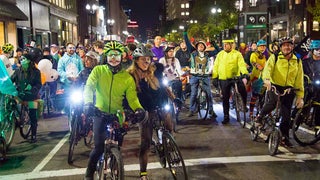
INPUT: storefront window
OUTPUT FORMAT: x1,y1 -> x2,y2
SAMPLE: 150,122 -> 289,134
0,21 -> 4,45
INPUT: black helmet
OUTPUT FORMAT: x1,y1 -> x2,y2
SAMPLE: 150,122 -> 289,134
25,48 -> 43,63
195,41 -> 207,51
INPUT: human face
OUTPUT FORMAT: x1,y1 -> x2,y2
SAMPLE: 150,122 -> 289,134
257,45 -> 266,53
251,43 -> 257,51
85,56 -> 96,68
154,36 -> 162,47
280,43 -> 293,56
166,49 -> 174,58
180,42 -> 186,50
136,56 -> 151,71
313,48 -> 320,58
107,50 -> 122,66
197,43 -> 205,52
223,43 -> 232,52
67,44 -> 76,55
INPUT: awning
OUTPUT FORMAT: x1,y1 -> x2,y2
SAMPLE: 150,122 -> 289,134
0,2 -> 28,21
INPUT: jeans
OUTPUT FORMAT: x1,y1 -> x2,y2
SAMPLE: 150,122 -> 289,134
189,76 -> 213,112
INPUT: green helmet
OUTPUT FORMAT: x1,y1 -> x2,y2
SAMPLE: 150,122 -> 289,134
2,43 -> 14,54
103,41 -> 125,55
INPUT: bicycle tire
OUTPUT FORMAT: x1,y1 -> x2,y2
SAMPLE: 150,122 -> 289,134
250,123 -> 259,141
68,115 -> 79,164
4,111 -> 16,150
163,132 -> 188,180
292,107 -> 320,146
268,128 -> 281,156
197,88 -> 209,120
96,147 -> 124,180
0,137 -> 6,161
235,93 -> 246,128
19,105 -> 31,139
84,130 -> 94,149
171,102 -> 179,132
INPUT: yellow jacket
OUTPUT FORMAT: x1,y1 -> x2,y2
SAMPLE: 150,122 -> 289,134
262,52 -> 304,98
250,51 -> 268,80
212,49 -> 248,80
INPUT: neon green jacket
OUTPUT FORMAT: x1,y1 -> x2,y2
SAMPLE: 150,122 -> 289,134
212,49 -> 248,80
84,65 -> 142,114
262,52 -> 304,98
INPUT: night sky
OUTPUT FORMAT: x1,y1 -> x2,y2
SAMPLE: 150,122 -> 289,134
120,0 -> 163,41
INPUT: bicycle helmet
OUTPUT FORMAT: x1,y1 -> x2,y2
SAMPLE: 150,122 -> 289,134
278,37 -> 293,47
2,43 -> 14,54
132,45 -> 154,59
309,40 -> 320,50
257,40 -> 267,47
24,47 -> 43,63
103,41 -> 125,55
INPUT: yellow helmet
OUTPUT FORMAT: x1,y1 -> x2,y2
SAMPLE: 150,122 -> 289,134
222,39 -> 234,43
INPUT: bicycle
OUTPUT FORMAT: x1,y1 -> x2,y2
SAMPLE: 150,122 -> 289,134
230,76 -> 246,128
93,108 -> 130,180
151,106 -> 188,180
291,78 -> 320,146
196,77 -> 210,120
250,85 -> 293,156
68,89 -> 94,164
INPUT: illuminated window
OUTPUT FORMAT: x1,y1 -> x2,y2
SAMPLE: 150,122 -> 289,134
0,21 -> 4,45
181,4 -> 185,8
186,3 -> 189,8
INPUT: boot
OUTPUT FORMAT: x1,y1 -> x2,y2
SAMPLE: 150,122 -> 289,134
30,135 -> 37,143
222,115 -> 230,124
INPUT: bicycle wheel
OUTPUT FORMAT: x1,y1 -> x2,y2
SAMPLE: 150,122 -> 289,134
292,107 -> 320,146
235,93 -> 246,128
250,122 -> 259,141
268,128 -> 281,156
19,105 -> 31,139
171,102 -> 179,133
0,137 -> 6,161
163,132 -> 188,180
4,111 -> 16,150
84,122 -> 94,148
197,88 -> 209,120
68,114 -> 80,164
96,147 -> 124,180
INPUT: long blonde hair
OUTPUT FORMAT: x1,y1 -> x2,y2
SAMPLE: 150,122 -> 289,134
127,61 -> 160,92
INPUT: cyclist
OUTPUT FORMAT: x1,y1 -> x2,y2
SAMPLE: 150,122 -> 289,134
11,48 -> 42,143
212,38 -> 249,124
299,39 -> 320,133
78,51 -> 99,86
0,43 -> 14,76
83,41 -> 145,180
159,44 -> 184,100
255,37 -> 304,147
183,31 -> 217,118
248,39 -> 271,119
127,44 -> 171,180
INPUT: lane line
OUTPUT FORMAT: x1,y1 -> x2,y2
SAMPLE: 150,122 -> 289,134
32,133 -> 69,172
2,153 -> 320,179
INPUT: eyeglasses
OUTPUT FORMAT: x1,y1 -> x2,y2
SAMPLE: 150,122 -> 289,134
67,46 -> 76,50
107,54 -> 122,60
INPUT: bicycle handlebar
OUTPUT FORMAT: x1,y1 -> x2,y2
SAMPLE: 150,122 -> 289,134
269,85 -> 298,96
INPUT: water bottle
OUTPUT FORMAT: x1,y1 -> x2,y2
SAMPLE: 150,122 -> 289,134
158,129 -> 163,144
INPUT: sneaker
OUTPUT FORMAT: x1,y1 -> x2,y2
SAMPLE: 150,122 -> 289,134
222,116 -> 229,124
281,138 -> 293,148
209,110 -> 217,118
30,136 -> 37,143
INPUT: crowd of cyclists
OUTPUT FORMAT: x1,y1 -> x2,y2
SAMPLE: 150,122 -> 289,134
1,29 -> 320,179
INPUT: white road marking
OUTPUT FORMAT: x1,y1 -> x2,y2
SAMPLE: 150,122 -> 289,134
32,133 -> 70,172
2,153 -> 320,179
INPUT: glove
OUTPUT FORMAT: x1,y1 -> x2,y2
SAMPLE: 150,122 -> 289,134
295,97 -> 304,109
264,79 -> 271,90
24,84 -> 32,91
83,103 -> 95,117
134,108 -> 146,124
242,78 -> 247,86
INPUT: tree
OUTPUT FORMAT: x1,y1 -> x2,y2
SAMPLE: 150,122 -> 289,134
307,0 -> 320,22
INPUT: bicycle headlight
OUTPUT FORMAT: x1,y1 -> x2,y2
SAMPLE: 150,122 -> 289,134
162,78 -> 169,86
164,104 -> 171,111
70,90 -> 83,104
315,79 -> 320,85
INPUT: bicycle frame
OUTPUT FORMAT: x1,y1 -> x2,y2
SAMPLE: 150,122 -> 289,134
196,77 -> 210,120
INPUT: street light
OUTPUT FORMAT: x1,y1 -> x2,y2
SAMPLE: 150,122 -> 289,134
86,3 -> 97,44
107,19 -> 115,40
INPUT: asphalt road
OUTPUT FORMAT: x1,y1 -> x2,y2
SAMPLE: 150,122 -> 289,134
1,102 -> 320,180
